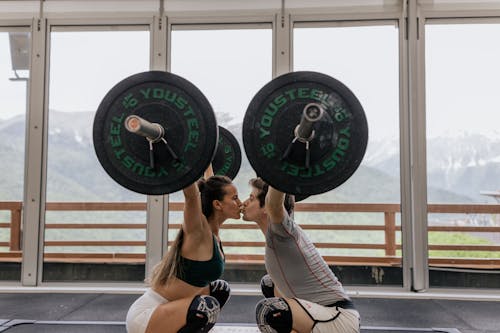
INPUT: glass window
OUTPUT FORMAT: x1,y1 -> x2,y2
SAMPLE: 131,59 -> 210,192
43,29 -> 150,282
0,29 -> 30,281
294,23 -> 402,283
426,22 -> 500,288
170,26 -> 272,282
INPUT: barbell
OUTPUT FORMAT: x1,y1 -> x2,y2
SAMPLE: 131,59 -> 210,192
93,70 -> 367,196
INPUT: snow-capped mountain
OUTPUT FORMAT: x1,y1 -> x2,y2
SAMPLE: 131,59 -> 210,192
365,132 -> 500,202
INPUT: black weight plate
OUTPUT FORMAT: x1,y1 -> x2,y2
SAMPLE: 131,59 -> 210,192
294,194 -> 309,202
243,71 -> 368,196
93,71 -> 218,195
213,126 -> 242,180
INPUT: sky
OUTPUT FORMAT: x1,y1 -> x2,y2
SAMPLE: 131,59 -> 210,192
425,23 -> 500,138
2,23 -> 500,140
1,33 -> 29,119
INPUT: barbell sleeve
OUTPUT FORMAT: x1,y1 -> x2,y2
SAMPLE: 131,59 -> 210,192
124,115 -> 164,142
295,103 -> 325,140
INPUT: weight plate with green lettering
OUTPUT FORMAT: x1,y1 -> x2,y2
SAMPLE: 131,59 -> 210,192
213,126 -> 241,179
93,71 -> 218,195
294,194 -> 309,202
243,71 -> 368,196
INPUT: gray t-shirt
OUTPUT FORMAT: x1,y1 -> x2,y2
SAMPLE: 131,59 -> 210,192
265,214 -> 349,306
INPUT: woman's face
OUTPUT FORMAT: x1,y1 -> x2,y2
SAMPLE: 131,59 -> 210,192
217,184 -> 242,220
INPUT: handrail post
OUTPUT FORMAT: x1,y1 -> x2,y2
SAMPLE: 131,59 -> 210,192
10,207 -> 22,251
385,212 -> 396,256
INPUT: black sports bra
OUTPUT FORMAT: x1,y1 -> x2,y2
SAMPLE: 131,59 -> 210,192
176,234 -> 224,287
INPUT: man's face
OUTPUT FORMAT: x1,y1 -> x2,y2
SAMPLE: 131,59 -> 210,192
242,187 -> 265,222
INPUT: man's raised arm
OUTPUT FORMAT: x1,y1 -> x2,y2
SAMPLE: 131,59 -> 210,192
265,185 -> 286,224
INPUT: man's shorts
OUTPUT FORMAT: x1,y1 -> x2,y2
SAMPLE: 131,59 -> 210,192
294,298 -> 361,333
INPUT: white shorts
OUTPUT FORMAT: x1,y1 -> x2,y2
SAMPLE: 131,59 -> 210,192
294,298 -> 360,333
126,289 -> 168,333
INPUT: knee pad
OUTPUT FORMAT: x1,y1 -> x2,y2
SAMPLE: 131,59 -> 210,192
255,297 -> 292,333
178,295 -> 220,333
260,274 -> 275,298
209,279 -> 231,308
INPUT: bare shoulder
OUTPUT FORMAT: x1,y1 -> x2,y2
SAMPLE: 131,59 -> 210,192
182,219 -> 211,245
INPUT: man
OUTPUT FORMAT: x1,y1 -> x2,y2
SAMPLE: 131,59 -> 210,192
242,177 -> 360,333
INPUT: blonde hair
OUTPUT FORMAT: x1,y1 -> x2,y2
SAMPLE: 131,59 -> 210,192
149,228 -> 184,288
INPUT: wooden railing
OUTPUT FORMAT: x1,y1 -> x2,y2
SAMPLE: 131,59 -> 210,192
0,202 -> 22,252
1,201 -> 500,268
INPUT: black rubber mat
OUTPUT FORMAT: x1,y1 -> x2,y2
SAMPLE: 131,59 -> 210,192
0,321 -> 462,333
1,293 -> 498,332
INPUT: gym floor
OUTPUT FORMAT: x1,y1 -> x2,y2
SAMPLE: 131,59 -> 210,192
0,287 -> 498,333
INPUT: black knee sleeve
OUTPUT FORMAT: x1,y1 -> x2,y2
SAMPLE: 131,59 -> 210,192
178,295 -> 220,333
260,274 -> 275,298
255,297 -> 292,333
209,279 -> 231,308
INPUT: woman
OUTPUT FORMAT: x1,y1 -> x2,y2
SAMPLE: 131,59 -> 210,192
126,172 -> 242,333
